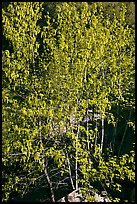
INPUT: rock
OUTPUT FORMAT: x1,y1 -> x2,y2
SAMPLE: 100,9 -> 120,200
57,196 -> 66,202
67,190 -> 83,202
57,189 -> 111,202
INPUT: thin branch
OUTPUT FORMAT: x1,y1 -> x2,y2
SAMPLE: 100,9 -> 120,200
112,104 -> 119,155
44,166 -> 55,202
16,93 -> 26,99
7,153 -> 26,156
50,168 -> 60,173
100,116 -> 105,154
75,121 -> 80,191
94,107 -> 99,146
50,171 -> 60,179
86,101 -> 90,152
11,170 -> 45,193
22,174 -> 45,197
65,147 -> 75,190
38,107 -> 55,202
55,176 -> 71,189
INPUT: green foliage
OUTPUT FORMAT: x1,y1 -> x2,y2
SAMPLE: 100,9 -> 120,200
2,2 -> 135,202
96,2 -> 135,27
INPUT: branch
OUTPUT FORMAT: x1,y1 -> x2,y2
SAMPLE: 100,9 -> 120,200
75,121 -> 80,191
22,174 -> 45,197
100,116 -> 105,154
38,107 -> 55,202
65,147 -> 75,190
44,165 -> 55,202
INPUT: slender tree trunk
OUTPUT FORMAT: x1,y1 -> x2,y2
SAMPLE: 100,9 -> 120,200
38,107 -> 55,202
65,147 -> 75,190
75,120 -> 79,191
44,165 -> 55,202
112,103 -> 119,155
86,99 -> 90,152
100,68 -> 105,154
100,116 -> 104,154
84,68 -> 90,155
95,107 -> 98,146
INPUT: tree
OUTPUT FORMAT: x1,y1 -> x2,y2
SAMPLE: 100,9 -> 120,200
2,2 -> 135,202
94,2 -> 135,27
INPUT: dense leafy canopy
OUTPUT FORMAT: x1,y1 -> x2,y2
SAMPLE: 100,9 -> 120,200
2,2 -> 135,202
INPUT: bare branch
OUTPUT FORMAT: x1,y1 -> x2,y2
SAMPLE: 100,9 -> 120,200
65,147 -> 75,190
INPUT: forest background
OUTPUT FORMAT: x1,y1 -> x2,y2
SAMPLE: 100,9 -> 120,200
2,2 -> 135,202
